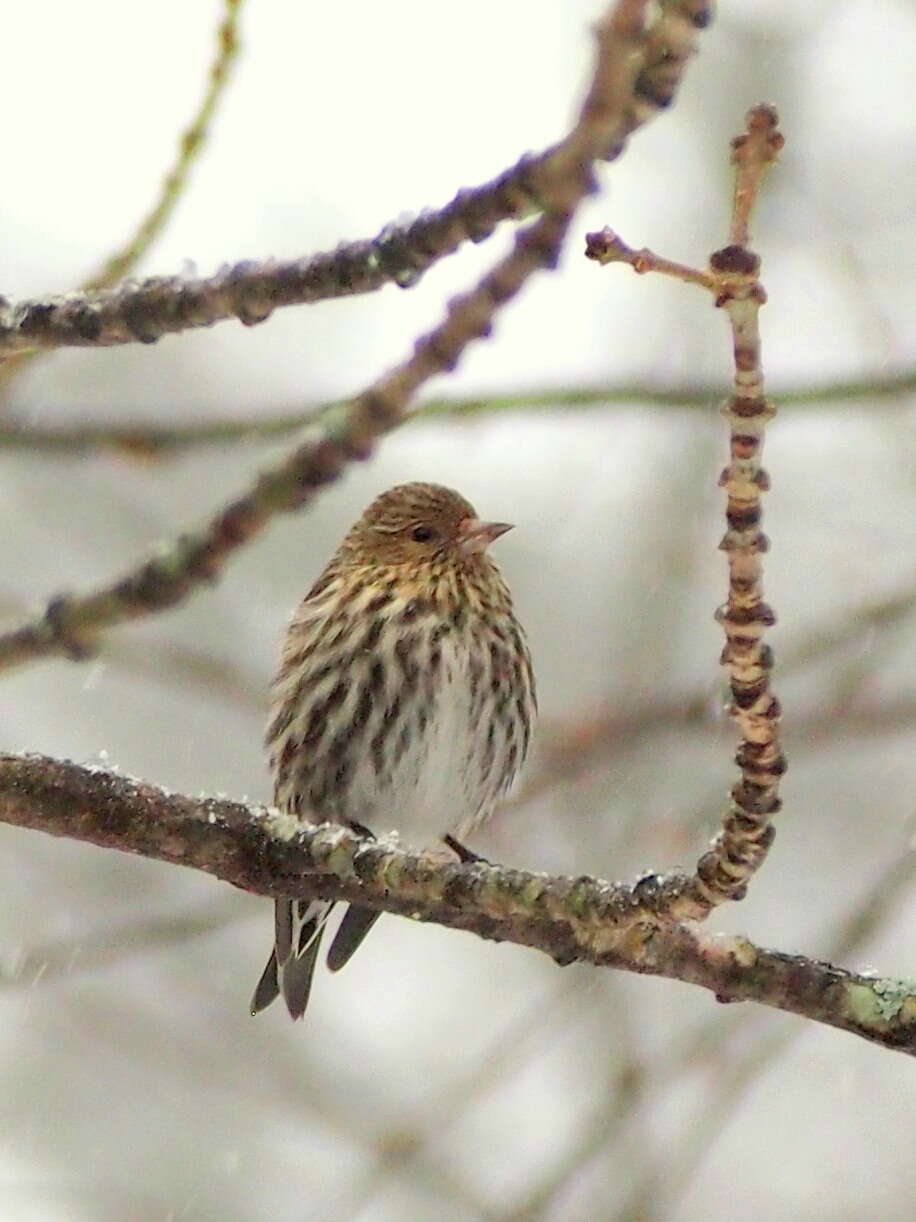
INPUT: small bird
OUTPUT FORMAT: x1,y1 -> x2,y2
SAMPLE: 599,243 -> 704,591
251,481 -> 536,1019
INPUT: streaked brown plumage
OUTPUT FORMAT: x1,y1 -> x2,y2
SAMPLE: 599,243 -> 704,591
251,482 -> 536,1019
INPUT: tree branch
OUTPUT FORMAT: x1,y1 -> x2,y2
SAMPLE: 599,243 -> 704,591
0,151 -> 541,356
0,0 -> 709,675
0,2 -> 709,360
2,751 -> 915,1056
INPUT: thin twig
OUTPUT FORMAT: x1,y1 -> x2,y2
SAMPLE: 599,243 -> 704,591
698,104 -> 786,905
3,752 -> 916,1057
587,103 -> 786,908
585,227 -> 717,290
0,0 -> 709,675
0,0 -> 245,387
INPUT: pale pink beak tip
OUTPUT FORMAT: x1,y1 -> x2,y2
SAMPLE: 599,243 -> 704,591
459,517 -> 514,555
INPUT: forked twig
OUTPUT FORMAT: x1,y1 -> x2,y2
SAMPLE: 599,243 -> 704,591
588,103 -> 786,908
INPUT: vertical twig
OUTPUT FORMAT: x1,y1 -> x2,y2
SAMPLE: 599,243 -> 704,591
695,104 -> 786,905
84,0 -> 245,292
586,103 -> 786,909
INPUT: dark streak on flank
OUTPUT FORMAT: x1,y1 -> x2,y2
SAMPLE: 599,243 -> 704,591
359,616 -> 385,653
505,742 -> 518,775
370,728 -> 387,778
322,680 -> 349,718
327,725 -> 355,763
369,659 -> 386,695
277,735 -> 298,778
265,700 -> 296,746
394,721 -> 412,765
333,757 -> 353,790
365,589 -> 393,616
482,721 -> 496,776
302,707 -> 327,750
352,685 -> 373,731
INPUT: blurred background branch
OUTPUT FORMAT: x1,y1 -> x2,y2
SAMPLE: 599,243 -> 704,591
0,0 -> 246,392
0,3 -> 709,364
1,365 -> 915,457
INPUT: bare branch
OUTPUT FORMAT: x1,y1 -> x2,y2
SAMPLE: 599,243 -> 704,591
0,218 -> 565,672
3,751 -> 916,1057
700,104 -> 786,904
0,2 -> 708,360
0,153 -> 542,356
585,226 -> 717,290
0,0 -> 709,675
83,0 -> 246,293
587,104 -> 787,906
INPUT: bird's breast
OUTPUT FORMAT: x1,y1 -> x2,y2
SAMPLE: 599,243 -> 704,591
268,598 -> 534,849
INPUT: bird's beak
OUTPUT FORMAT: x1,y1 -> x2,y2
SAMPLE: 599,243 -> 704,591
458,517 -> 514,556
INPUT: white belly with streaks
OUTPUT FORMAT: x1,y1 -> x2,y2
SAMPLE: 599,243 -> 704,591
348,632 -> 486,848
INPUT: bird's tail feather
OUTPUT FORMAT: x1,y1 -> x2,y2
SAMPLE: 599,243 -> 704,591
326,904 -> 383,972
250,898 -> 333,1020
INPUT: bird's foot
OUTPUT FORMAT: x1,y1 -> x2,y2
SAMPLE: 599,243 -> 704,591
349,821 -> 376,840
443,833 -> 490,865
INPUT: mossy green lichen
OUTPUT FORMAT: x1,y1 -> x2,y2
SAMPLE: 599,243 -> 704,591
847,977 -> 916,1025
872,977 -> 916,1022
519,877 -> 547,909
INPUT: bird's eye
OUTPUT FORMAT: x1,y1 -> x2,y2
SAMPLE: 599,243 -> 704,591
411,525 -> 435,543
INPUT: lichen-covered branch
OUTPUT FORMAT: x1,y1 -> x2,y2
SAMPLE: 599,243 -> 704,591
3,751 -> 915,1057
0,156 -> 541,356
0,1 -> 707,359
0,0 -> 710,674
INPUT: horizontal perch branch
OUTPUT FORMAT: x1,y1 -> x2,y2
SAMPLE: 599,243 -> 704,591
2,752 -> 915,1057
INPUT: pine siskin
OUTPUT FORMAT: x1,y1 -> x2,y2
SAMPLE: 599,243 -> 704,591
251,482 -> 536,1020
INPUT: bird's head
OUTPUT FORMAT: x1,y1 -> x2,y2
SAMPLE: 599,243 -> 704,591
343,482 -> 513,573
